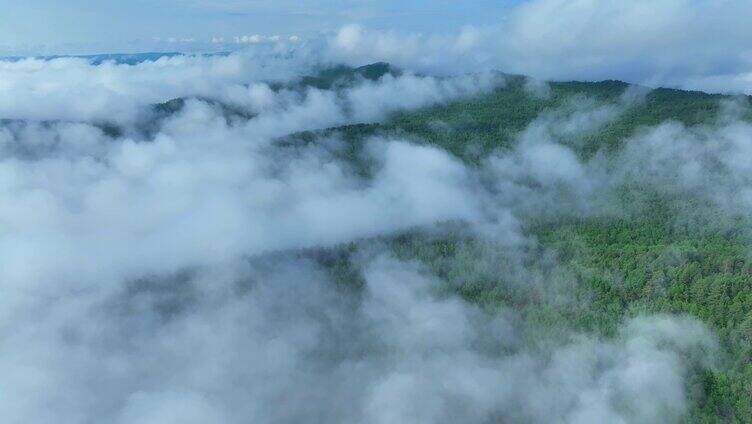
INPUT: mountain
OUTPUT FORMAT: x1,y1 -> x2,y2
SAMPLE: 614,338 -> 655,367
3,64 -> 752,421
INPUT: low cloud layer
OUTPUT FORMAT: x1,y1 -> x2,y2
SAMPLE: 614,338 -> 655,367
0,51 -> 733,423
2,252 -> 717,424
0,78 -> 499,313
484,95 -> 752,230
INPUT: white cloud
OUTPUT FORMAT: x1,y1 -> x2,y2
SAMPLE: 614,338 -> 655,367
0,33 -> 736,423
325,1 -> 752,93
0,252 -> 717,423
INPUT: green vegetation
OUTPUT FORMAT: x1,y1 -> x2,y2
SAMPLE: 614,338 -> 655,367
292,73 -> 752,422
295,62 -> 400,90
315,78 -> 736,160
13,62 -> 748,420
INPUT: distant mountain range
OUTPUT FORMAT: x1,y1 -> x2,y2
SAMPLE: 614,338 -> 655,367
0,51 -> 229,65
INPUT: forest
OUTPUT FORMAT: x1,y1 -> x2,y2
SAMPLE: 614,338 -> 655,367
2,59 -> 752,423
276,65 -> 752,422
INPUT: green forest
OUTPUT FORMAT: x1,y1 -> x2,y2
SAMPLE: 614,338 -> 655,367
4,61 -> 750,422
282,67 -> 752,422
6,2 -> 752,421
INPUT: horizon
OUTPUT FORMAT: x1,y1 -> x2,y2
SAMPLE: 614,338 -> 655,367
1,51 -> 749,99
3,1 -> 752,95
0,1 -> 516,55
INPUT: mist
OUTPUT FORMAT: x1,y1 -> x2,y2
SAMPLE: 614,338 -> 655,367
0,45 -> 739,424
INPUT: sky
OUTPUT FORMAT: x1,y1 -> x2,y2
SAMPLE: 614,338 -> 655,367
0,0 -> 517,55
3,0 -> 752,96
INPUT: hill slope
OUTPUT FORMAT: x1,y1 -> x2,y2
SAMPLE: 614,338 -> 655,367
276,69 -> 752,422
3,63 -> 751,422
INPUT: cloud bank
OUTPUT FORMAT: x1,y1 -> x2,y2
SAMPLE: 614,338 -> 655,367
325,0 -> 752,94
0,39 -> 734,423
7,0 -> 752,94
2,253 -> 717,423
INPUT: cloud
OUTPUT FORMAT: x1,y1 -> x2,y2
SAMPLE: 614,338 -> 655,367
8,0 -> 752,93
0,57 -> 507,316
0,251 -> 717,423
0,52 -> 310,123
0,46 -> 732,423
482,87 -> 752,233
232,34 -> 293,44
325,1 -> 752,93
0,47 -> 502,125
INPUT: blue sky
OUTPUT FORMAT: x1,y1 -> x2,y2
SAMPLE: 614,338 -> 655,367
0,0 -> 519,54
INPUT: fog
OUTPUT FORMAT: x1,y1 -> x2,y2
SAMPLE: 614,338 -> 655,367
0,49 -> 729,423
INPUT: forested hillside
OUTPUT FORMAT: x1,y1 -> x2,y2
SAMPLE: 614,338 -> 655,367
277,68 -> 752,422
3,60 -> 752,423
